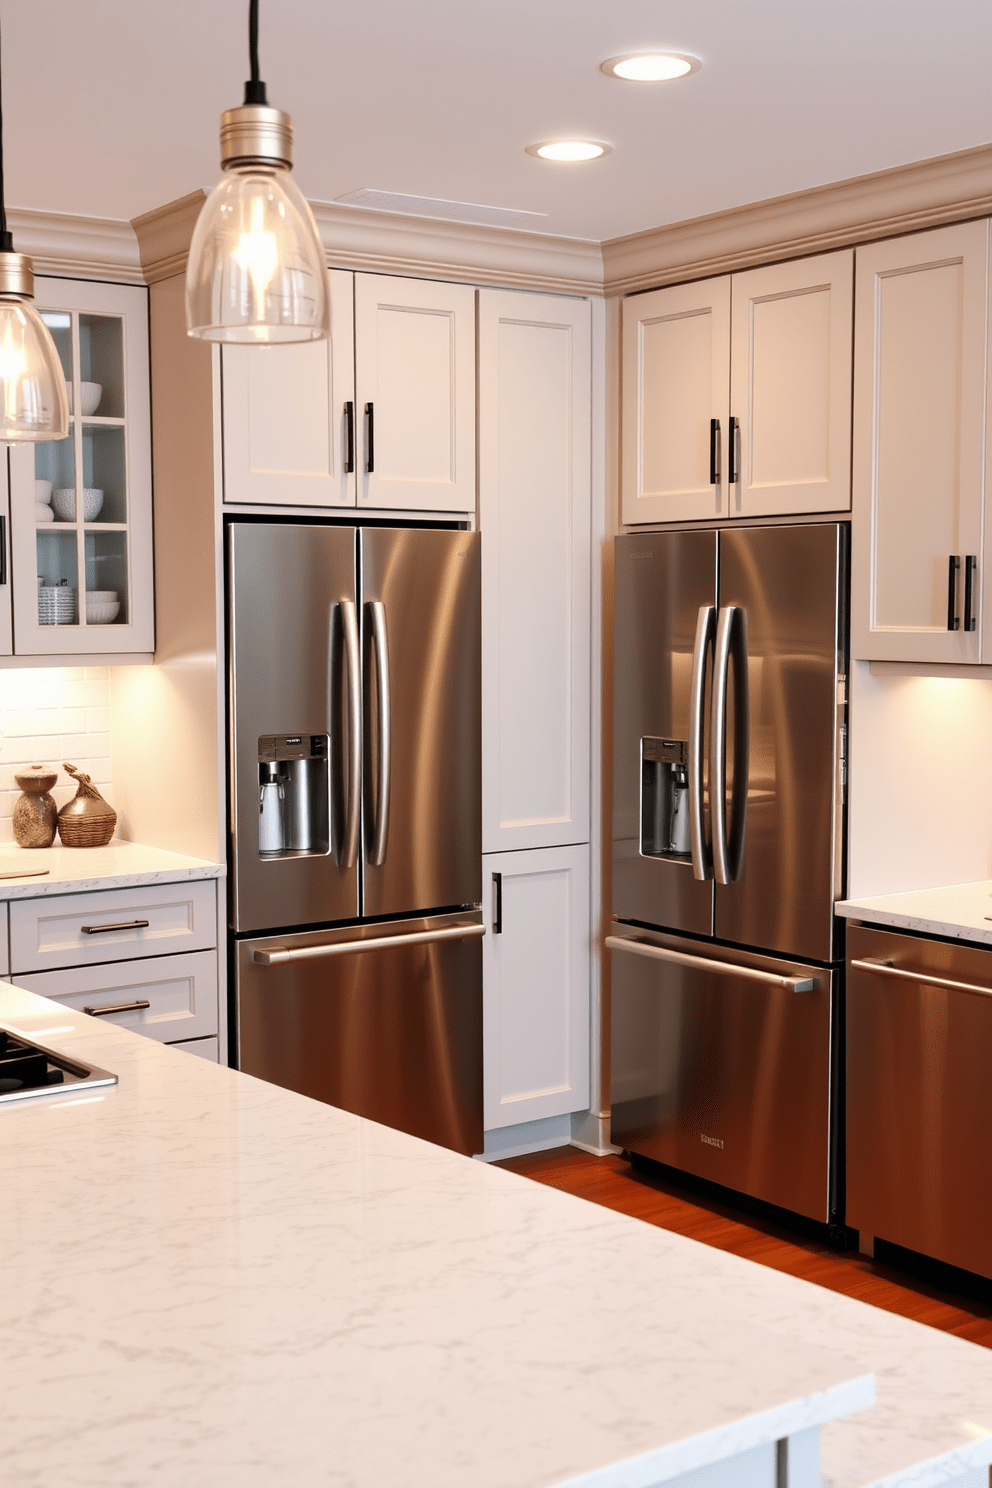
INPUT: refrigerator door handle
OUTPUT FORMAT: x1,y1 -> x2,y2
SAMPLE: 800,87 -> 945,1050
606,935 -> 816,993
367,599 -> 392,866
338,599 -> 362,869
710,604 -> 749,886
254,921 -> 486,965
688,605 -> 716,881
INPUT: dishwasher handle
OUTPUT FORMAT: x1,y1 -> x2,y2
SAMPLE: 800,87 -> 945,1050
851,956 -> 992,1000
253,922 -> 485,965
606,935 -> 816,992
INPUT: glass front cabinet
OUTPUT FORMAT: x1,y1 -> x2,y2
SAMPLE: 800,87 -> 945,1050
6,277 -> 153,658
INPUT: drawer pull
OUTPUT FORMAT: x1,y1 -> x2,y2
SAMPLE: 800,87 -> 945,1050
852,956 -> 992,999
83,999 -> 151,1017
80,919 -> 151,936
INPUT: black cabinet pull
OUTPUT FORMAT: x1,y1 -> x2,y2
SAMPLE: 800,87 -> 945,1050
709,418 -> 720,485
492,872 -> 502,935
365,402 -> 375,474
728,416 -> 738,486
0,513 -> 6,587
344,401 -> 355,474
965,555 -> 978,632
947,555 -> 961,631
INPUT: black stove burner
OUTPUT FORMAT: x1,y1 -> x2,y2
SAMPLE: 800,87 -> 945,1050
0,1029 -> 65,1092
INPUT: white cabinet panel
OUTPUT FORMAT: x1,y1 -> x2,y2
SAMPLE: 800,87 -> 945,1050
15,949 -> 218,1044
852,220 -> 990,663
170,1035 -> 220,1062
483,844 -> 590,1130
730,250 -> 853,517
222,268 -> 355,507
355,273 -> 476,511
479,289 -> 590,852
10,879 -> 217,974
622,277 -> 730,525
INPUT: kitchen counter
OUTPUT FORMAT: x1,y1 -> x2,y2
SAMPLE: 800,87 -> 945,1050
0,839 -> 224,898
836,880 -> 992,946
2,985 -> 991,1488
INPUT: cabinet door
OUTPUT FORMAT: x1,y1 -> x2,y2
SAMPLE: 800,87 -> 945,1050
354,273 -> 476,512
222,268 -> 355,507
730,250 -> 853,518
852,220 -> 989,664
10,278 -> 153,655
483,844 -> 590,1130
479,289 -> 590,853
621,277 -> 730,525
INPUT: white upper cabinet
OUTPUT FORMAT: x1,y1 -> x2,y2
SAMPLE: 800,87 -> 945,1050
355,273 -> 476,512
222,269 -> 355,507
478,289 -> 591,852
622,276 -> 730,525
10,277 -> 153,656
729,251 -> 853,518
852,220 -> 990,664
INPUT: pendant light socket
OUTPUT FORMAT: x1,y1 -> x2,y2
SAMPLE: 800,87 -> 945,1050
0,251 -> 34,300
220,104 -> 293,171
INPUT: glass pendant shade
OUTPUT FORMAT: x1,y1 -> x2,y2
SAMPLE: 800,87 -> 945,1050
0,291 -> 69,441
186,166 -> 329,343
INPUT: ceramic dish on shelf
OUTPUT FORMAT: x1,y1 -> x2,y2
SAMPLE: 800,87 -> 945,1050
35,503 -> 54,524
65,381 -> 102,417
85,590 -> 120,625
35,480 -> 52,504
52,487 -> 104,523
38,586 -> 76,625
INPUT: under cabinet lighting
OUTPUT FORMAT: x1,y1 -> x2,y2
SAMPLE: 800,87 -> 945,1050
526,140 -> 612,162
602,53 -> 701,82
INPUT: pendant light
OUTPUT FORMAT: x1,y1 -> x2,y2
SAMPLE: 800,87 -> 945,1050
0,8 -> 68,441
186,0 -> 329,343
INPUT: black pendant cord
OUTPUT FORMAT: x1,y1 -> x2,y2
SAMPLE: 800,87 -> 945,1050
244,0 -> 268,106
0,5 -> 12,254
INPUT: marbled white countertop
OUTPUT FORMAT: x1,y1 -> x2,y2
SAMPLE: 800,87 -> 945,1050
0,839 -> 223,899
836,880 -> 992,947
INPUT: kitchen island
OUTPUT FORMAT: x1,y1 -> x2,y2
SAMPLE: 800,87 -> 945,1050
837,880 -> 992,945
1,983 -> 990,1488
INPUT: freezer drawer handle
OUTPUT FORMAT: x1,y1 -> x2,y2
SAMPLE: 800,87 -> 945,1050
710,604 -> 749,886
337,599 -> 362,869
253,922 -> 485,965
851,956 -> 992,1000
606,935 -> 816,992
688,605 -> 716,882
83,999 -> 151,1017
80,919 -> 150,935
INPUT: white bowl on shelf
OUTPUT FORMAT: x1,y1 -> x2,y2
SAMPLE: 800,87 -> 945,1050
52,487 -> 104,523
35,480 -> 52,504
65,381 -> 102,417
35,503 -> 54,524
85,592 -> 120,625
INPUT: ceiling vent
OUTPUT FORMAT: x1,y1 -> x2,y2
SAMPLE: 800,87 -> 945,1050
334,188 -> 547,229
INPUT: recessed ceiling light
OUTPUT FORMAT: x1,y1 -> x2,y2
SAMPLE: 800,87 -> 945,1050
526,140 -> 612,163
602,53 -> 701,82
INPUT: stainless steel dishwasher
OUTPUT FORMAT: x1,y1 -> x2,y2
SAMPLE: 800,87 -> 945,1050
847,922 -> 992,1280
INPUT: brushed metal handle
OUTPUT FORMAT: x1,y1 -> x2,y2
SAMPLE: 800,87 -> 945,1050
254,922 -> 485,965
710,605 -> 749,886
83,998 -> 151,1017
367,599 -> 391,868
851,956 -> 992,1000
688,605 -> 716,882
80,919 -> 150,935
606,935 -> 816,992
338,600 -> 361,869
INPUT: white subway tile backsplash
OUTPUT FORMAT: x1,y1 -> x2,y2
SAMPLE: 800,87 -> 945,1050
0,667 -> 114,830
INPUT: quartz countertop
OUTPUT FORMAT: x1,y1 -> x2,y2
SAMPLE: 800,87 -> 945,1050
836,880 -> 992,946
2,986 -> 991,1488
0,840 -> 224,899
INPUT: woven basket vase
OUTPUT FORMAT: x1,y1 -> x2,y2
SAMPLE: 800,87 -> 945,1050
57,763 -> 116,848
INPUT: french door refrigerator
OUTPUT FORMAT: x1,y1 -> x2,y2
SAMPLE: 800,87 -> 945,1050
228,521 -> 483,1156
609,523 -> 848,1222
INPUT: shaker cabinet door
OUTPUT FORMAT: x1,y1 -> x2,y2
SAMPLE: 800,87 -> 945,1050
222,268 -> 356,507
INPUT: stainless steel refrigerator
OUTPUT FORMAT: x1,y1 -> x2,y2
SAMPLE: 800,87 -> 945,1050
228,521 -> 483,1156
609,523 -> 848,1222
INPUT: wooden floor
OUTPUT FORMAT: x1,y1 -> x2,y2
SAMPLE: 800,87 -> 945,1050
497,1146 -> 992,1350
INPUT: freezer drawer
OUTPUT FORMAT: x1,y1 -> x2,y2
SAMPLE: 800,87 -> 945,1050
847,923 -> 992,1280
609,923 -> 835,1222
237,912 -> 484,1155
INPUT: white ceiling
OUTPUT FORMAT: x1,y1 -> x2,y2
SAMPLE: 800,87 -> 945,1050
3,0 -> 991,243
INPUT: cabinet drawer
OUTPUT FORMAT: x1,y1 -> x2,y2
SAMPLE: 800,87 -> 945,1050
170,1035 -> 220,1063
10,880 -> 217,974
15,950 -> 219,1044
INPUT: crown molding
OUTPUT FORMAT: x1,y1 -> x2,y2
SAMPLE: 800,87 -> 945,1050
131,190 -> 207,284
602,142 -> 992,297
5,207 -> 143,284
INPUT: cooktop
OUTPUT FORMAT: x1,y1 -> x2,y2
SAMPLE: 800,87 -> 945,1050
0,1026 -> 118,1105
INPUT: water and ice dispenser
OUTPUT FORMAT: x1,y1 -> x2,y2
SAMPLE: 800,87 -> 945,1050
640,737 -> 690,859
257,735 -> 329,857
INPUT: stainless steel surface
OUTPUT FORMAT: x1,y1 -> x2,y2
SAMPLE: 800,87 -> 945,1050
606,935 -> 816,992
253,921 -> 485,964
610,920 -> 834,1221
80,919 -> 150,935
613,532 -> 717,936
83,999 -> 151,1017
0,1026 -> 117,1107
219,104 -> 293,169
847,923 -> 992,1279
689,604 -> 716,883
361,528 -> 481,919
714,525 -> 845,962
229,523 -> 359,932
367,598 -> 391,868
710,604 -> 749,887
237,911 -> 483,1156
339,599 -> 361,869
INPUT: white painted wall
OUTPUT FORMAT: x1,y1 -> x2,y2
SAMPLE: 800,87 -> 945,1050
0,667 -> 112,843
848,660 -> 992,896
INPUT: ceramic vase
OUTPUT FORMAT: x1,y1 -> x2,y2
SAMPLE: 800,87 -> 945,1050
12,766 -> 59,848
